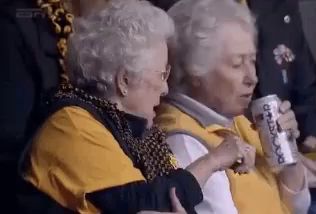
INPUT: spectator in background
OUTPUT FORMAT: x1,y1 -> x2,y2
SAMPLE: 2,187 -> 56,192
245,1 -> 316,213
298,0 -> 316,63
0,0 -> 108,211
246,0 -> 316,153
155,0 -> 310,213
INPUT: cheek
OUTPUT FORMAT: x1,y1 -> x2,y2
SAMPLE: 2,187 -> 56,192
213,76 -> 236,98
138,84 -> 160,110
145,82 -> 163,100
213,75 -> 243,109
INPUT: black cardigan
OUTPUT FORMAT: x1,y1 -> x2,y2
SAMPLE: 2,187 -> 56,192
0,0 -> 61,212
19,97 -> 203,214
0,0 -> 60,161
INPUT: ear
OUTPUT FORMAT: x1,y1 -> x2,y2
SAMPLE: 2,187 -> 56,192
115,69 -> 130,97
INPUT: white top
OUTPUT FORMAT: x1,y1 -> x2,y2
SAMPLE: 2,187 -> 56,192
167,134 -> 238,214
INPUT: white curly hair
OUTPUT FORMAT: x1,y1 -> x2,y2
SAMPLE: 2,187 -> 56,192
66,0 -> 175,96
167,0 -> 256,93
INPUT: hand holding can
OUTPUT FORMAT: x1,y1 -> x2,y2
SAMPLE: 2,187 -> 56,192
251,95 -> 299,172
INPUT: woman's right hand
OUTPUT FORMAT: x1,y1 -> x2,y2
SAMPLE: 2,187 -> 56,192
186,133 -> 256,188
209,133 -> 256,173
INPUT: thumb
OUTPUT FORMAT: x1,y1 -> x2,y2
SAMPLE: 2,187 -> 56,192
170,188 -> 185,212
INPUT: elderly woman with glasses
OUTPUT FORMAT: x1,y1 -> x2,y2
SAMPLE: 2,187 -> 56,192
155,0 -> 311,214
19,1 -> 252,213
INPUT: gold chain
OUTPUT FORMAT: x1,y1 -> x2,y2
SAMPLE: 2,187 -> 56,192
52,86 -> 178,181
37,0 -> 74,82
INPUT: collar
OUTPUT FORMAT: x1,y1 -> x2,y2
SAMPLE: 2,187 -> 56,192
124,113 -> 148,138
165,93 -> 233,128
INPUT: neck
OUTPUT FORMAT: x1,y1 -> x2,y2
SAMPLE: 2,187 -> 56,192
185,90 -> 236,120
107,96 -> 150,128
108,97 -> 134,115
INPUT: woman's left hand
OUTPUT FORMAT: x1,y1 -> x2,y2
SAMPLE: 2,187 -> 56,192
277,100 -> 300,139
277,101 -> 305,192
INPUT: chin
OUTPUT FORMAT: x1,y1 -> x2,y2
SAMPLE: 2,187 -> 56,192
228,108 -> 245,118
147,120 -> 153,129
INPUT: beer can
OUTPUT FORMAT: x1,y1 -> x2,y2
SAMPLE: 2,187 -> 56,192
250,94 -> 298,171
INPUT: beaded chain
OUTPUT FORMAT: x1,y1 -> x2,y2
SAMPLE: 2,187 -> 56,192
37,0 -> 74,81
51,85 -> 178,181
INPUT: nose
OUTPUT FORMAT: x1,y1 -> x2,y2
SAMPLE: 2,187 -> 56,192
161,81 -> 169,97
244,64 -> 258,87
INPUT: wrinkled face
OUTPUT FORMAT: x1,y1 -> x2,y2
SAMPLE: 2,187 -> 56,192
119,42 -> 169,127
198,22 -> 258,117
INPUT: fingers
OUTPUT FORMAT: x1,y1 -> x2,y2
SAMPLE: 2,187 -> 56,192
170,188 -> 185,212
303,136 -> 316,150
279,100 -> 291,114
234,165 -> 250,174
211,135 -> 242,171
277,102 -> 300,138
291,129 -> 300,139
216,131 -> 238,142
299,153 -> 316,173
234,142 -> 255,174
277,111 -> 297,128
223,135 -> 242,162
235,139 -> 246,163
242,145 -> 256,170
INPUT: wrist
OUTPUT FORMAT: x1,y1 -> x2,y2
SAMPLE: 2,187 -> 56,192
278,162 -> 306,192
206,152 -> 222,173
282,161 -> 302,173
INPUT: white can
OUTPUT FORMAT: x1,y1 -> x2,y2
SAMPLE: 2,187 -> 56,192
251,94 -> 298,171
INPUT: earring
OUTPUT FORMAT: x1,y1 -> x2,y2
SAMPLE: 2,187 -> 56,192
122,89 -> 128,96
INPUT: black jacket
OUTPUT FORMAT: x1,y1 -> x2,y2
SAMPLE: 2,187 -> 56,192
0,0 -> 60,161
249,0 -> 316,141
299,0 -> 316,62
18,96 -> 203,214
0,1 -> 60,212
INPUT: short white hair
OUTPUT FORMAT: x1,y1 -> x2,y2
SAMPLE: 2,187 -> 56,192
168,0 -> 256,92
66,0 -> 174,96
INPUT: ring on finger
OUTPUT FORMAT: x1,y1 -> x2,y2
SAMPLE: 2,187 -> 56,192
236,153 -> 244,164
244,146 -> 251,153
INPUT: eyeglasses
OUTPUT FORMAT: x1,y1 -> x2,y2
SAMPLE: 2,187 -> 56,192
161,64 -> 171,81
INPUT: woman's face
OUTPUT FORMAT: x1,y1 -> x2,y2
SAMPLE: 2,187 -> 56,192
120,42 -> 169,127
197,22 -> 258,117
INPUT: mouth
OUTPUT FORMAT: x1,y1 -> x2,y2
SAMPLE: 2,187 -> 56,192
241,92 -> 252,97
240,93 -> 253,99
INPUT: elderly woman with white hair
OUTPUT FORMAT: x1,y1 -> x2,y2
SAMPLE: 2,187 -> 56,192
155,0 -> 311,214
18,1 -> 251,213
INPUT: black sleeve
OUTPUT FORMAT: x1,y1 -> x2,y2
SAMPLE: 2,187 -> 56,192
291,26 -> 316,139
87,169 -> 203,214
0,15 -> 36,157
